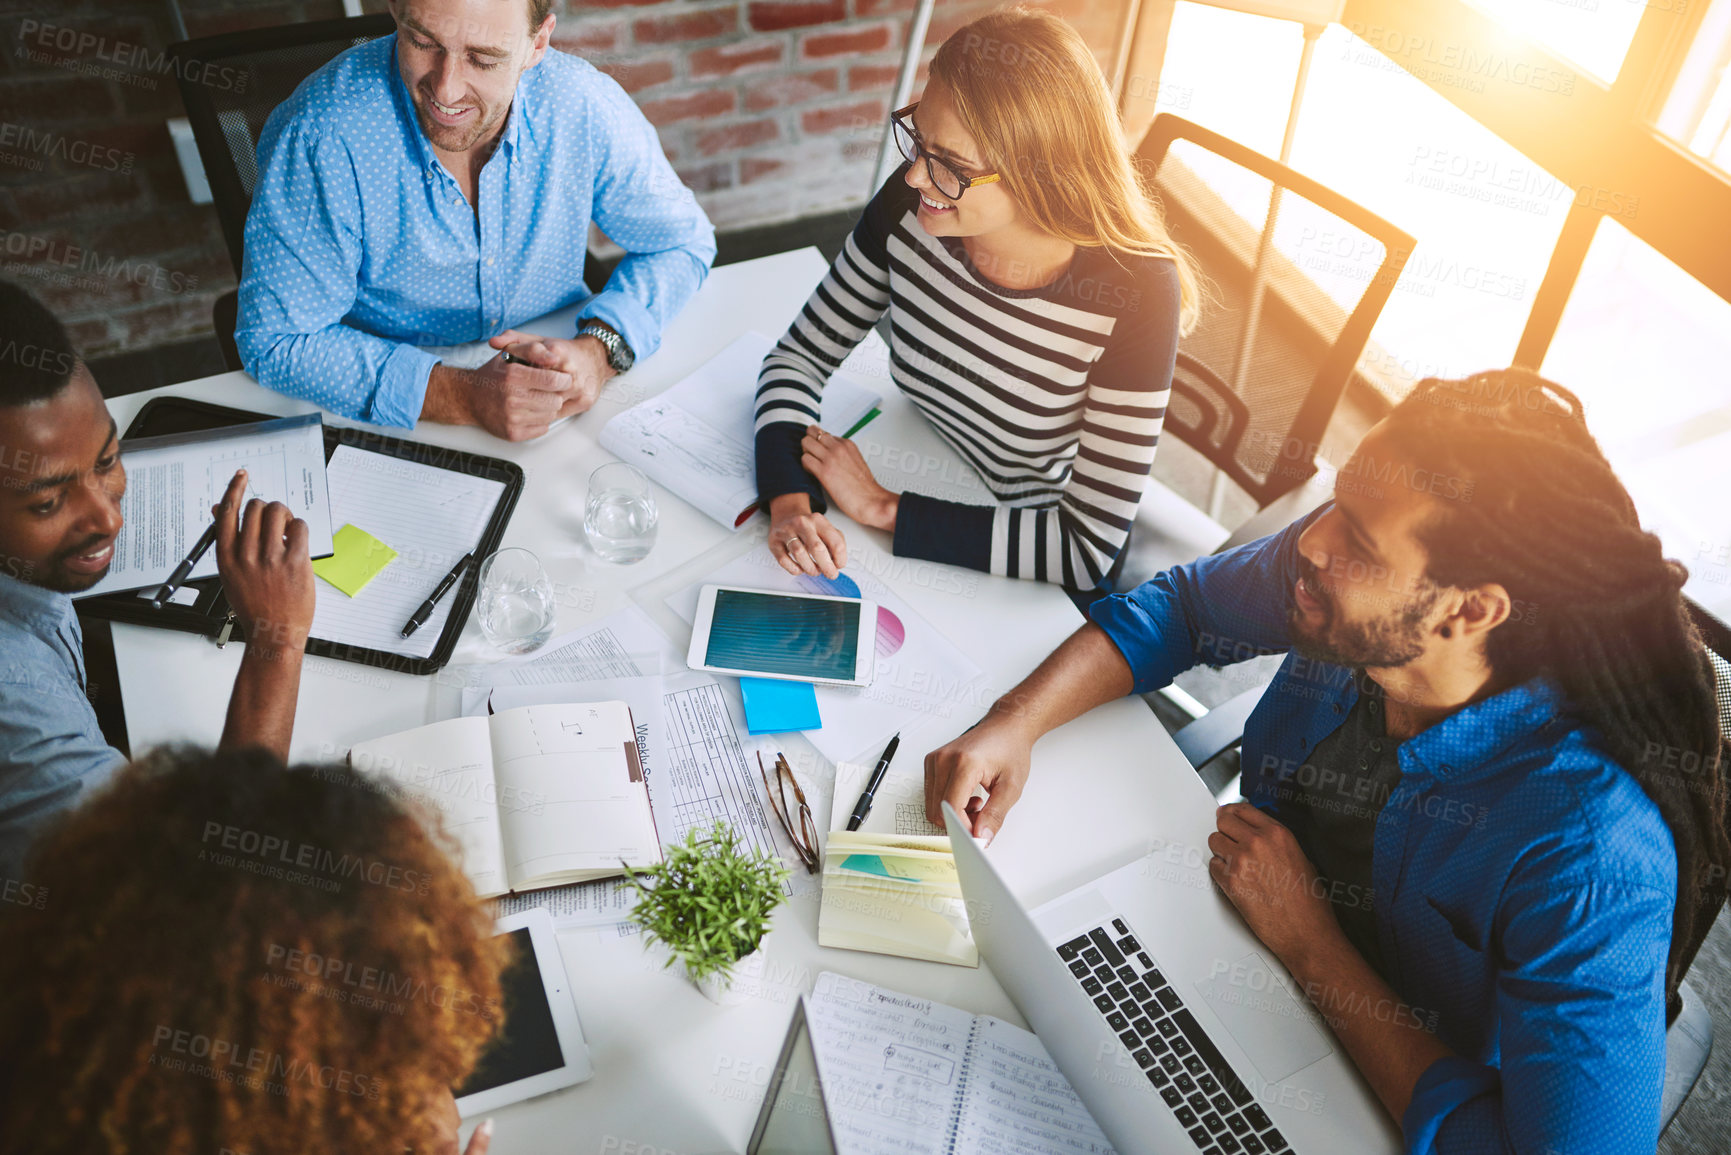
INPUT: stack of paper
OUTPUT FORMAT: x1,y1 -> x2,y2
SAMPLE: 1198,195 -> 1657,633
819,829 -> 977,966
818,759 -> 976,967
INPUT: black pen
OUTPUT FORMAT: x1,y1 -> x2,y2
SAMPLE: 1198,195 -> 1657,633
847,732 -> 901,832
401,551 -> 473,638
150,520 -> 219,610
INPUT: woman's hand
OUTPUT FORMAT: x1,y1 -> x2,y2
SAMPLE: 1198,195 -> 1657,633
800,426 -> 899,532
426,1090 -> 492,1154
1206,802 -> 1342,962
768,492 -> 848,579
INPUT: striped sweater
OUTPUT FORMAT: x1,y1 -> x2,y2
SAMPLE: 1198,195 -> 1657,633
754,176 -> 1180,591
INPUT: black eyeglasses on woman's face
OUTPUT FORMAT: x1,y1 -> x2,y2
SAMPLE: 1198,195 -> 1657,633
891,103 -> 1002,201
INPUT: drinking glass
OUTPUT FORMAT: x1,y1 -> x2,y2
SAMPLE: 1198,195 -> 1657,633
476,548 -> 556,654
584,463 -> 659,564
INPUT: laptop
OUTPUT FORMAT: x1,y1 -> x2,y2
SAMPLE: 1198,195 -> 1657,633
941,802 -> 1402,1155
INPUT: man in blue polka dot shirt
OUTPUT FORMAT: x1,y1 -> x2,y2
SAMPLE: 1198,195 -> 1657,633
926,369 -> 1730,1152
237,0 -> 716,440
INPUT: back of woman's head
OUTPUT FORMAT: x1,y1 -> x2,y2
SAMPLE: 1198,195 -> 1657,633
0,747 -> 506,1155
929,6 -> 1199,331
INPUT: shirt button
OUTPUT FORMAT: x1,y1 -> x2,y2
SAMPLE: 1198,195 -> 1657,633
487,257 -> 495,266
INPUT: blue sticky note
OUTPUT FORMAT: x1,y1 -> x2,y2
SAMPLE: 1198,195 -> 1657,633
740,677 -> 821,735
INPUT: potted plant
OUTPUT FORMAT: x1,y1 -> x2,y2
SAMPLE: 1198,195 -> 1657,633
622,820 -> 790,1005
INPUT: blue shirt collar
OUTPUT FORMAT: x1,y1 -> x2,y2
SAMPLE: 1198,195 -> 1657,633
0,569 -> 75,637
384,31 -> 533,181
1400,676 -> 1569,783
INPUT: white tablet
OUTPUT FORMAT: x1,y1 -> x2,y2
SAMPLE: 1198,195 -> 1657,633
687,584 -> 877,688
454,908 -> 593,1118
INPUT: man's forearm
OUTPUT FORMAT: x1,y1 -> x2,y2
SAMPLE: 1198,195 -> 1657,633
421,363 -> 473,426
992,623 -> 1135,738
220,640 -> 305,761
1282,929 -> 1453,1122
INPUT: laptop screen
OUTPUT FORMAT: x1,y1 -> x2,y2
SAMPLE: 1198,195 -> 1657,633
747,1000 -> 836,1154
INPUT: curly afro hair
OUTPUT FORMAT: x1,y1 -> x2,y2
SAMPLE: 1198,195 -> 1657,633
0,746 -> 509,1155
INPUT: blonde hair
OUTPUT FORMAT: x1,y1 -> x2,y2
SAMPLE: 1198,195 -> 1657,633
929,7 -> 1200,333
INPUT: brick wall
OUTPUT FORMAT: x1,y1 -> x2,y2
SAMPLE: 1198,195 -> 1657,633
0,0 -> 1129,363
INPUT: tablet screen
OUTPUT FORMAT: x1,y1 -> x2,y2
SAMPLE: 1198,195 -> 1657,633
706,589 -> 861,681
456,928 -> 565,1098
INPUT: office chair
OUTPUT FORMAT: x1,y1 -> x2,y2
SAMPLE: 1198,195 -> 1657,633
1124,114 -> 1413,729
169,14 -> 398,371
1173,598 -> 1729,1133
1659,599 -> 1730,1133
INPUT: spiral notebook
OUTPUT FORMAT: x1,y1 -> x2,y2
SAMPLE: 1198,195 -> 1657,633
804,972 -> 1115,1155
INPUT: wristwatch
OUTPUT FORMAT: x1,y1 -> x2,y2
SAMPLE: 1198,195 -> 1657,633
579,321 -> 634,372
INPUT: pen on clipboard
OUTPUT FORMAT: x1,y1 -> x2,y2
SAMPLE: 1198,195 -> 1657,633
150,519 -> 219,610
401,551 -> 474,638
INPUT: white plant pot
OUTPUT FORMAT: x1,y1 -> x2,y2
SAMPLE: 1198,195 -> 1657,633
694,940 -> 770,1006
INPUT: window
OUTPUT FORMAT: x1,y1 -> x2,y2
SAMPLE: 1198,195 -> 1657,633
1540,216 -> 1731,616
1656,0 -> 1731,172
1156,7 -> 1571,394
1465,0 -> 1646,84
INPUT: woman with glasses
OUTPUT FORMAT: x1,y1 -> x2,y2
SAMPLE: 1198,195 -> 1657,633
755,7 -> 1199,597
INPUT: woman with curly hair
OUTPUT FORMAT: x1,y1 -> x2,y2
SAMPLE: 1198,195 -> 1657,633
0,746 -> 509,1155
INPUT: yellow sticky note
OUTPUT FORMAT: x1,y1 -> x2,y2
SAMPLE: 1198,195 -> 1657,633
312,524 -> 398,597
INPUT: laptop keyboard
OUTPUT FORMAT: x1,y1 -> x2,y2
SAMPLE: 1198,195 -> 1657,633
1057,919 -> 1291,1155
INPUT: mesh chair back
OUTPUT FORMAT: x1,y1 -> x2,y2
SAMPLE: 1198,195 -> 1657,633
171,14 -> 397,275
1687,600 -> 1731,740
1135,115 -> 1414,510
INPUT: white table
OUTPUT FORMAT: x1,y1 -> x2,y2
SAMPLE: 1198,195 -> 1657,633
104,249 -> 1216,1153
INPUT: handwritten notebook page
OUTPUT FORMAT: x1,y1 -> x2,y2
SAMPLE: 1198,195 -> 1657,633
310,446 -> 505,658
806,973 -> 975,1155
806,973 -> 1116,1155
954,1018 -> 1116,1155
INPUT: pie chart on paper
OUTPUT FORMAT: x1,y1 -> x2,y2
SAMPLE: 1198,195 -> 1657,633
797,572 -> 905,658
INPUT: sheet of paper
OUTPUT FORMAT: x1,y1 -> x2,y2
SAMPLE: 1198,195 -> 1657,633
598,331 -> 881,530
309,445 -> 506,659
493,878 -> 638,929
658,677 -> 796,884
668,544 -> 983,763
831,760 -> 943,836
312,523 -> 398,596
805,972 -> 975,1155
348,715 -> 508,898
489,603 -> 674,685
81,413 -> 334,598
954,1018 -> 1117,1155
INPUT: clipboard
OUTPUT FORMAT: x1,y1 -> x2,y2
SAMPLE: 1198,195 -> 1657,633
76,397 -> 524,676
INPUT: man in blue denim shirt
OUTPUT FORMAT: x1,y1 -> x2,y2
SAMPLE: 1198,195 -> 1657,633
0,282 -> 317,883
237,0 -> 716,441
926,369 -> 1729,1152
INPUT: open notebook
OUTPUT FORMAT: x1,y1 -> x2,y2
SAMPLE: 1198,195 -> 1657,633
806,972 -> 1115,1155
348,701 -> 659,899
